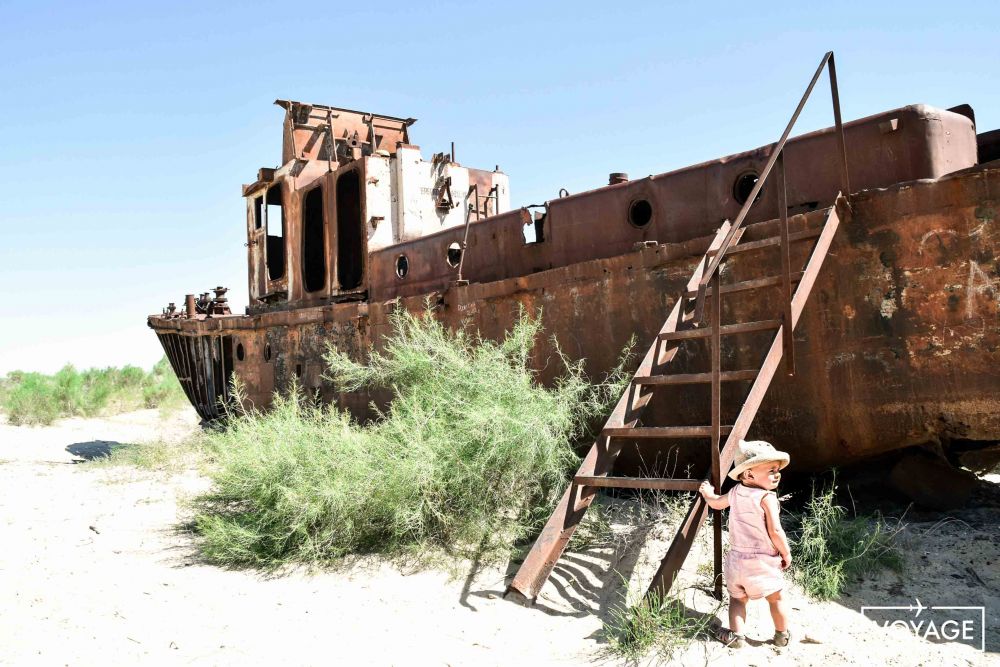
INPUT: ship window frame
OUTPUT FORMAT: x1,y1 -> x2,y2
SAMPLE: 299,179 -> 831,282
265,184 -> 286,282
336,169 -> 365,290
395,254 -> 409,279
446,242 -> 462,268
733,170 -> 762,206
301,184 -> 327,293
628,198 -> 654,228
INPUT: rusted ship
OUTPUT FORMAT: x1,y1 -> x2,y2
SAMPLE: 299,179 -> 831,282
149,55 -> 1000,488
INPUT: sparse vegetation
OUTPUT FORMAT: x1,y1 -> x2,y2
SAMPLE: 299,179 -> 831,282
0,357 -> 186,426
193,307 -> 632,567
93,436 -> 208,473
603,584 -> 719,662
790,476 -> 904,600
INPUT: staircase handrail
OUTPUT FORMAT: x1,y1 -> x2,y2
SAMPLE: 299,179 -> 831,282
694,51 -> 850,319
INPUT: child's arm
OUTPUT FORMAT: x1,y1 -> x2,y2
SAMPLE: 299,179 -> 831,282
761,493 -> 792,570
698,481 -> 730,510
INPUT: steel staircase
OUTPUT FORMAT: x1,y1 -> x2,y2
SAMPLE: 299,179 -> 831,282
506,51 -> 852,606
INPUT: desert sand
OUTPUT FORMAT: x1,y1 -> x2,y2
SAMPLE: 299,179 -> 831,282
0,408 -> 996,666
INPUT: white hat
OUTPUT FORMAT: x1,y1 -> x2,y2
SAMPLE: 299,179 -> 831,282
728,439 -> 790,481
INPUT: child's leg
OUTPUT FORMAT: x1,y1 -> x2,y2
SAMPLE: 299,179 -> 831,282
765,589 -> 788,632
728,595 -> 748,635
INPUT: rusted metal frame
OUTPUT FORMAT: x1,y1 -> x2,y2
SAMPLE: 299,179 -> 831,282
486,184 -> 499,217
456,186 -> 478,282
180,336 -> 199,415
646,488 -> 711,600
326,109 -> 335,173
161,335 -> 196,408
706,227 -> 821,257
204,337 -> 219,418
777,154 -> 795,375
366,114 -> 377,152
659,319 -> 781,342
506,222 -> 732,602
710,270 -> 723,600
693,51 -> 837,324
684,272 -> 805,299
219,336 -> 230,405
645,203 -> 842,603
200,337 -> 217,418
574,476 -> 702,491
633,369 -> 758,385
213,337 -> 223,406
603,425 -> 734,438
288,116 -> 299,160
828,54 -> 851,196
186,337 -> 205,417
449,184 -> 500,282
174,335 -> 197,409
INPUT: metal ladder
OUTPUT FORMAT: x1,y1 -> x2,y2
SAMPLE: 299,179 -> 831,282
507,51 -> 852,606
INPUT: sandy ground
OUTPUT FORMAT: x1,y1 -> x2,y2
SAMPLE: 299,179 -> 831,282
0,409 -> 997,666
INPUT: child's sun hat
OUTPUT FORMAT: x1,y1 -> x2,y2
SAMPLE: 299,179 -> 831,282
728,439 -> 790,480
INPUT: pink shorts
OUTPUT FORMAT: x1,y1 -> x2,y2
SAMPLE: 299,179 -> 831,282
725,550 -> 784,600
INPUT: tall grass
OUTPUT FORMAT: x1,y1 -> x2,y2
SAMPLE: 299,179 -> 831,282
603,584 -> 720,662
1,357 -> 186,426
194,307 -> 632,567
790,476 -> 904,600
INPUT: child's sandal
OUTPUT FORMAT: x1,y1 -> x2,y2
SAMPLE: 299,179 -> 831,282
773,629 -> 792,647
717,628 -> 745,648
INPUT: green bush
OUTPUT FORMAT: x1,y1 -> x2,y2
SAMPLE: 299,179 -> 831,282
193,307 -> 631,567
1,358 -> 187,426
4,372 -> 62,426
790,476 -> 904,600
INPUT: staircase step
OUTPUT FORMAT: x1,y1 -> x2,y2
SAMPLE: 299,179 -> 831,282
603,425 -> 734,438
634,369 -> 759,386
684,272 -> 803,299
574,475 -> 702,491
707,227 -> 822,257
658,319 -> 782,342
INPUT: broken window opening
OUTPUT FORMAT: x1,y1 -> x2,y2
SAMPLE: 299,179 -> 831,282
266,185 -> 286,281
336,170 -> 364,290
253,195 -> 263,230
523,213 -> 546,244
302,186 -> 327,293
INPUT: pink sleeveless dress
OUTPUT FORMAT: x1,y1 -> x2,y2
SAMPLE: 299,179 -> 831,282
724,483 -> 784,600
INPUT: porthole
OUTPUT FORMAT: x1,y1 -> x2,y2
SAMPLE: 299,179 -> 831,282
733,171 -> 762,205
446,242 -> 462,268
236,343 -> 245,362
396,254 -> 409,279
264,343 -> 272,362
628,199 -> 653,228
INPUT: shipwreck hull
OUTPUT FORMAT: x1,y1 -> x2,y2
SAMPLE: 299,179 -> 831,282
152,163 -> 1000,472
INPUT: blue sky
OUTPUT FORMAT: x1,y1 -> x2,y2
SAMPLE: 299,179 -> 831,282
1,0 -> 998,374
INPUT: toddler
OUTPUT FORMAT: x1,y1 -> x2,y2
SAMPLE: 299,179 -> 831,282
699,439 -> 792,648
